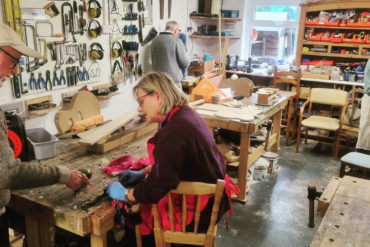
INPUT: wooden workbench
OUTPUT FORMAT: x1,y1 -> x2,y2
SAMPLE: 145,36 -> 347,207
8,134 -> 151,247
312,176 -> 370,246
194,94 -> 289,202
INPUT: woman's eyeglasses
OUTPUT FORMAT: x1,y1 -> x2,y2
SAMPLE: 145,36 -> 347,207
137,91 -> 154,107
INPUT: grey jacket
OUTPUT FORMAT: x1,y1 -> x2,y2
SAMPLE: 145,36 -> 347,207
0,110 -> 70,214
151,32 -> 189,88
364,58 -> 370,96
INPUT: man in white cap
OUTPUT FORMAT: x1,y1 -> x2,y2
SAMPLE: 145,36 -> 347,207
0,24 -> 90,246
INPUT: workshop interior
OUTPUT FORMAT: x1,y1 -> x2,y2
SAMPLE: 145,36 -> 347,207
1,0 -> 370,246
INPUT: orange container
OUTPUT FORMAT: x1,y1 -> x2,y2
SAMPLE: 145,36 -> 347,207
324,18 -> 339,26
320,32 -> 331,42
330,33 -> 343,43
343,34 -> 365,44
309,32 -> 321,41
365,34 -> 370,44
305,17 -> 319,26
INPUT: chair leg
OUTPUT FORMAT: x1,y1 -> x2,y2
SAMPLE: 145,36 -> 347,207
285,98 -> 293,146
333,130 -> 341,159
304,127 -> 308,144
339,162 -> 345,177
292,98 -> 299,139
296,123 -> 302,152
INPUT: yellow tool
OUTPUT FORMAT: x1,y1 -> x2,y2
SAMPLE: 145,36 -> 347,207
3,0 -> 23,40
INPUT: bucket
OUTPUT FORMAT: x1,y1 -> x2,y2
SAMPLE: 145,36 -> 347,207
262,152 -> 279,173
253,158 -> 268,181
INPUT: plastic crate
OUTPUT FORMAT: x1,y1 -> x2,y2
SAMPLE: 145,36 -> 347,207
330,33 -> 343,43
305,17 -> 319,26
324,18 -> 339,26
26,128 -> 58,160
309,32 -> 321,41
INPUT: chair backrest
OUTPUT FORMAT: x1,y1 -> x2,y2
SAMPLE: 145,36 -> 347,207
152,179 -> 225,247
310,88 -> 348,106
273,66 -> 301,95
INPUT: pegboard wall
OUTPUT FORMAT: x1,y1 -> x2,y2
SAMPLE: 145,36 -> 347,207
15,0 -> 110,98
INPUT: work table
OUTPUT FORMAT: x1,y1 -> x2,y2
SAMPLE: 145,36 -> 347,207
8,134 -> 151,247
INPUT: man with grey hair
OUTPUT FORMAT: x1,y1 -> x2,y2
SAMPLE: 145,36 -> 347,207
151,20 -> 189,90
0,23 -> 90,247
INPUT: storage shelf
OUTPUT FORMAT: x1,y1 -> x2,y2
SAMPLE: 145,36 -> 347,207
189,35 -> 240,39
302,51 -> 370,59
303,41 -> 370,48
305,25 -> 370,30
190,16 -> 242,23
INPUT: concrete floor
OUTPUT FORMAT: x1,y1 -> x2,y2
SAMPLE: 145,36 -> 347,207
216,138 -> 352,247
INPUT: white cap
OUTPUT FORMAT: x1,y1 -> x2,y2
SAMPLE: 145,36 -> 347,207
0,24 -> 41,58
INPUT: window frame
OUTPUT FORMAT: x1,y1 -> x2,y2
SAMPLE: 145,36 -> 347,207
241,0 -> 301,61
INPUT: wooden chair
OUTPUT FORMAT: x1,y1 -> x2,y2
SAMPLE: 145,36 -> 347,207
152,179 -> 225,247
273,66 -> 301,146
341,86 -> 364,146
296,88 -> 349,159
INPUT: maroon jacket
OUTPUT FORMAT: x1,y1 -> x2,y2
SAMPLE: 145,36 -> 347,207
134,105 -> 226,203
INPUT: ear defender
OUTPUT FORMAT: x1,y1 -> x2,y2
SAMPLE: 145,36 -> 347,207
88,20 -> 102,38
88,0 -> 102,18
89,42 -> 104,60
111,42 -> 123,58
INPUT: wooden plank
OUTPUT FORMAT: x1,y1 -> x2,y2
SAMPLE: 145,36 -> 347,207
89,122 -> 157,153
317,177 -> 341,217
78,112 -> 136,145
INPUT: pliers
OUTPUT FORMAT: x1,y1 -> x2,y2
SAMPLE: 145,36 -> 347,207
37,73 -> 45,90
29,73 -> 37,90
60,70 -> 66,85
77,66 -> 90,81
45,70 -> 52,90
53,70 -> 59,86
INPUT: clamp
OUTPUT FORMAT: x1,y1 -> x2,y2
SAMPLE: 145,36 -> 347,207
37,73 -> 45,90
29,73 -> 37,90
45,70 -> 52,90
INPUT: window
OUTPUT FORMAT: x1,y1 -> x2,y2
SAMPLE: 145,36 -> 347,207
242,0 -> 300,64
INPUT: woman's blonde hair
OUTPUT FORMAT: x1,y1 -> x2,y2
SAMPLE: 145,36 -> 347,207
133,72 -> 189,114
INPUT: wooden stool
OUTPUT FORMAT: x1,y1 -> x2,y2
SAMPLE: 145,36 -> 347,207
339,152 -> 370,178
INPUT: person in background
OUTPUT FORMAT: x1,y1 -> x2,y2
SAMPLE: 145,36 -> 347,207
0,23 -> 90,247
356,58 -> 370,152
151,20 -> 189,90
107,72 -> 229,246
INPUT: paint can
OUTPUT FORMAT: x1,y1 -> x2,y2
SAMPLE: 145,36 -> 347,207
253,157 -> 268,181
262,151 -> 279,173
212,94 -> 220,104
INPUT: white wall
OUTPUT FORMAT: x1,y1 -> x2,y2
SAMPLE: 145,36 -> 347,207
0,0 -> 244,135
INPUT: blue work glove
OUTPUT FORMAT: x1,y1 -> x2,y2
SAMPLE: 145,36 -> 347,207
106,182 -> 128,201
118,170 -> 145,186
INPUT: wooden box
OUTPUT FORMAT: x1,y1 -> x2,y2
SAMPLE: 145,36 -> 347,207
88,122 -> 158,153
257,93 -> 275,105
302,72 -> 330,80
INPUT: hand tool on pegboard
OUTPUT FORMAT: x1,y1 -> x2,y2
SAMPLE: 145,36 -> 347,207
3,0 -> 23,40
23,22 -> 40,73
160,0 -> 164,19
38,38 -> 48,66
44,2 -> 60,17
168,0 -> 172,19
